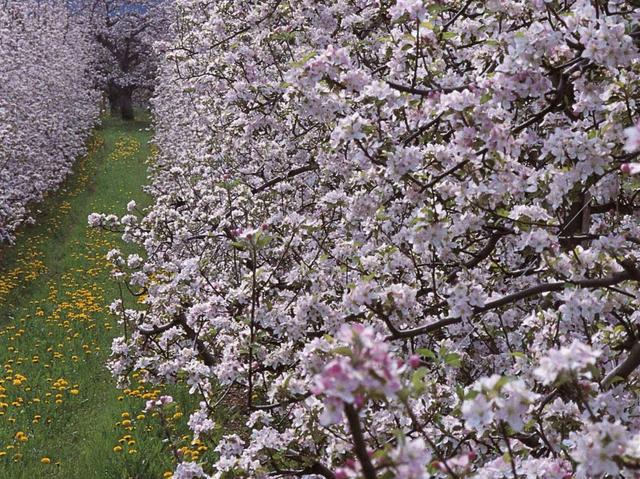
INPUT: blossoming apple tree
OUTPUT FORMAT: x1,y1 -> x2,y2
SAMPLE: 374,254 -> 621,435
93,0 -> 640,477
87,0 -> 169,120
0,0 -> 99,243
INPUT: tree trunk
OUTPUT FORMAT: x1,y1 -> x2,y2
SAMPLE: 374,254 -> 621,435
108,90 -> 120,117
106,82 -> 120,117
119,89 -> 134,121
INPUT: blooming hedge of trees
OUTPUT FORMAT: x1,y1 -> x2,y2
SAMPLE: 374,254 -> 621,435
0,0 -> 99,243
94,1 -> 640,477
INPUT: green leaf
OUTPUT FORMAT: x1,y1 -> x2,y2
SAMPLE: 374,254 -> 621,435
230,241 -> 246,250
254,234 -> 273,249
270,31 -> 296,42
411,367 -> 429,394
332,346 -> 353,356
457,385 -> 469,400
606,375 -> 625,385
416,348 -> 436,360
412,367 -> 429,381
291,50 -> 317,68
443,352 -> 462,367
421,20 -> 435,29
397,388 -> 410,401
495,376 -> 510,390
495,207 -> 510,218
282,375 -> 292,391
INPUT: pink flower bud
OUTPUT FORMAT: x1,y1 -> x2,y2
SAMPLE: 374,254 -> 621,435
621,162 -> 640,175
408,354 -> 422,369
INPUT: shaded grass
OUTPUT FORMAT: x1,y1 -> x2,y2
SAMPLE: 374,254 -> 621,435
0,116 -> 202,478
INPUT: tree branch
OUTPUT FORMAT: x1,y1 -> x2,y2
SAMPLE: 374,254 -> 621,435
344,404 -> 378,479
602,342 -> 640,389
386,80 -> 468,97
387,270 -> 636,340
252,163 -> 318,194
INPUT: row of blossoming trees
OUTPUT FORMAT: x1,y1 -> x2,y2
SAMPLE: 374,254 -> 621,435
0,0 -> 99,242
94,0 -> 640,478
0,0 -> 170,243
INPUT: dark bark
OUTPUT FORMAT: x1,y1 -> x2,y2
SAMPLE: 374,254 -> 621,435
385,267 -> 640,340
108,89 -> 119,117
118,88 -> 134,121
344,404 -> 378,479
107,82 -> 135,121
602,342 -> 640,389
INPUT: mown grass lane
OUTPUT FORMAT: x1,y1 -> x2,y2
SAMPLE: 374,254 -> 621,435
0,117 -> 200,478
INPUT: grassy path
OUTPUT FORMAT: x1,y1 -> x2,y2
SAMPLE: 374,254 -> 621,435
0,118 -> 196,478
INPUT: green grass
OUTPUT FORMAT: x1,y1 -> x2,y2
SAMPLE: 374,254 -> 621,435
0,116 -> 201,478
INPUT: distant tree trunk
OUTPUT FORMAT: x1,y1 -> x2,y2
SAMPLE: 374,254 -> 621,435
107,82 -> 135,121
108,89 -> 120,117
119,88 -> 134,121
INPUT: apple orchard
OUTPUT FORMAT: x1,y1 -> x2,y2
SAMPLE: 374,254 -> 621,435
7,1 -> 640,478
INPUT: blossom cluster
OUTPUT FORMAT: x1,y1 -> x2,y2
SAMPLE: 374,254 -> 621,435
0,0 -> 99,242
311,324 -> 403,425
97,0 -> 640,477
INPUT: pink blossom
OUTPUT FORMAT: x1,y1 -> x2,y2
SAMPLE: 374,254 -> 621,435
312,325 -> 403,424
623,123 -> 640,153
621,162 -> 640,175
